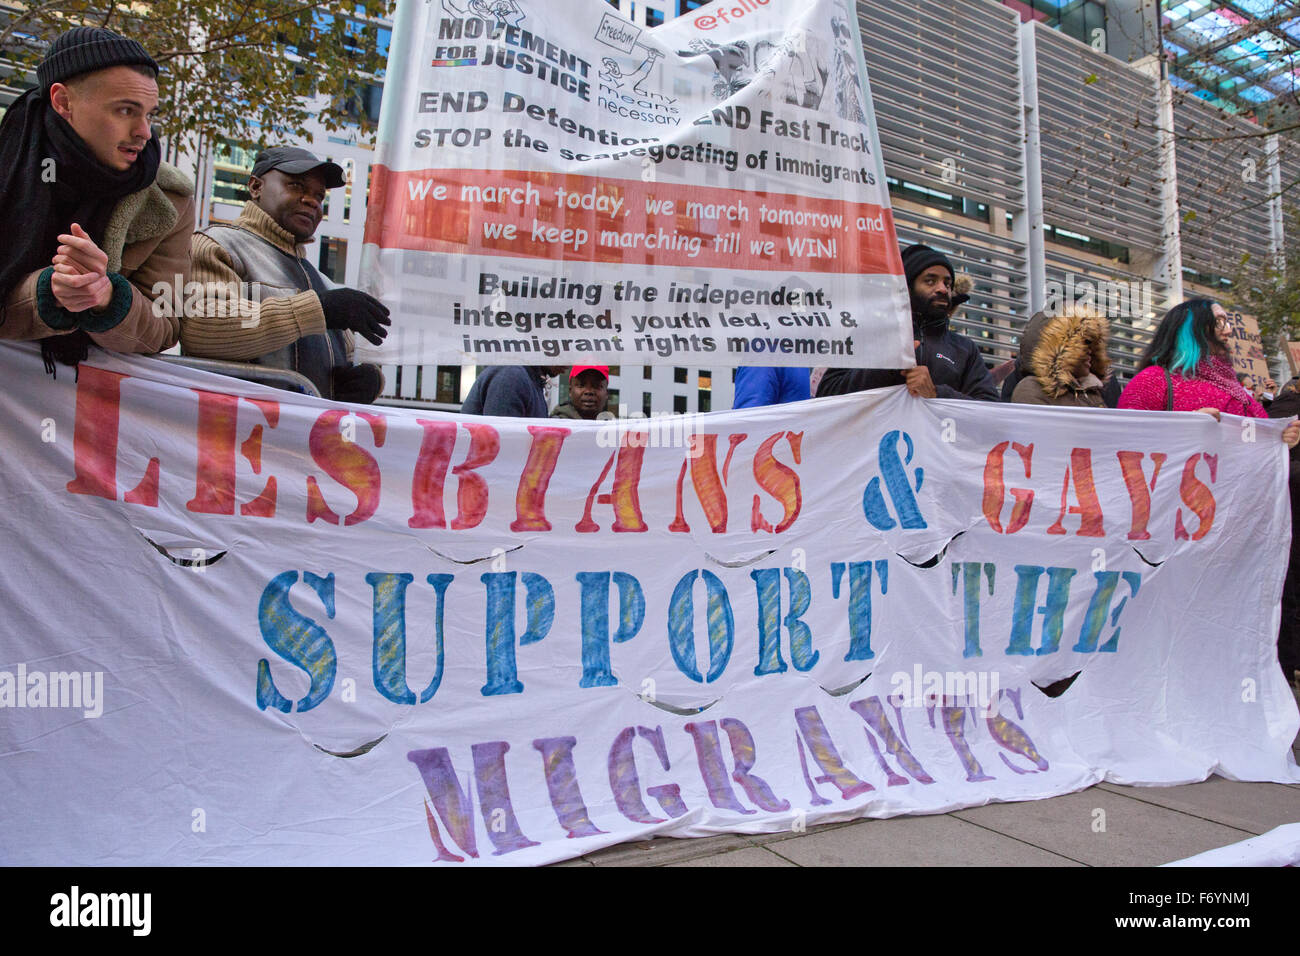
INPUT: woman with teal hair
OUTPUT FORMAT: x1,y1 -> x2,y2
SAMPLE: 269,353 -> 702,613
1119,298 -> 1300,447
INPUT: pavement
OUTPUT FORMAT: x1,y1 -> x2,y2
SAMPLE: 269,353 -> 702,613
552,689 -> 1300,868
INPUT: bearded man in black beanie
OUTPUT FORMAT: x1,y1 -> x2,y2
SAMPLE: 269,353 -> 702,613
817,243 -> 999,401
0,26 -> 195,373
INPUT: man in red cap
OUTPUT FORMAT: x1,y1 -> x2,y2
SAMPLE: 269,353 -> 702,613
552,365 -> 611,420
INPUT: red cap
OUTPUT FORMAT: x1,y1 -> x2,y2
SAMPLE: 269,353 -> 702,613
570,365 -> 609,381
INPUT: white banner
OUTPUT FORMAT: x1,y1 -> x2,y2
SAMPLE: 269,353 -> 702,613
1,342 -> 1296,866
358,0 -> 910,368
1163,823 -> 1300,867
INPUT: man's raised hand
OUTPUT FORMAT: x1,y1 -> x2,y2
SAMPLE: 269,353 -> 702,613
50,223 -> 112,313
319,288 -> 392,346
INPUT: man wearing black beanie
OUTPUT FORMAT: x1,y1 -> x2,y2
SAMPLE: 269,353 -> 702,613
817,243 -> 998,401
0,26 -> 195,372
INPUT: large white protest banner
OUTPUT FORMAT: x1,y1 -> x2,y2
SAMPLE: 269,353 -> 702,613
0,341 -> 1296,866
358,0 -> 910,369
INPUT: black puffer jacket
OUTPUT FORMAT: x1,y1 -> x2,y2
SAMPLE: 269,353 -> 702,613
1269,389 -> 1300,461
818,317 -> 999,401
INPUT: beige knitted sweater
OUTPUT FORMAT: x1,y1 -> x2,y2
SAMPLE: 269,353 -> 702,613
180,201 -> 348,361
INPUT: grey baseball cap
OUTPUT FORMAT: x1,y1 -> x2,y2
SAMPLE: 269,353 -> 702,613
250,147 -> 346,188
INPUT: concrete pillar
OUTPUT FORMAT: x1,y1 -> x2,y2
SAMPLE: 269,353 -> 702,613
1017,22 -> 1046,316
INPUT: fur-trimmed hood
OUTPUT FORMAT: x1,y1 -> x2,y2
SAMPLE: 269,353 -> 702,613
951,273 -> 972,307
1019,307 -> 1110,400
102,161 -> 195,273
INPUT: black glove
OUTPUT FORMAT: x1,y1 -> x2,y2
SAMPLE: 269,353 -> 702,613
332,363 -> 385,405
318,288 -> 391,345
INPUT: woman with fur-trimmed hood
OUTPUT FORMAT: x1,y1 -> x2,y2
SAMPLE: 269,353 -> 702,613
1010,307 -> 1110,407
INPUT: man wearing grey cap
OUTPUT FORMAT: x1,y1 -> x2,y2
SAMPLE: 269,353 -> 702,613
182,146 -> 390,402
0,25 -> 195,371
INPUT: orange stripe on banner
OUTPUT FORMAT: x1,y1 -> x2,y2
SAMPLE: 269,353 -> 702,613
364,166 -> 903,276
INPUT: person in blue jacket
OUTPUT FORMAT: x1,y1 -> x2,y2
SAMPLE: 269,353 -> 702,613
733,366 -> 811,408
461,365 -> 565,417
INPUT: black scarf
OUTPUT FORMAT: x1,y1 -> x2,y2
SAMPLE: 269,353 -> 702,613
0,88 -> 160,371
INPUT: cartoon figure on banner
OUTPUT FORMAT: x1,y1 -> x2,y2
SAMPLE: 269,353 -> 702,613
830,12 -> 867,123
592,11 -> 672,103
681,38 -> 753,101
754,31 -> 828,110
439,0 -> 524,26
599,51 -> 662,97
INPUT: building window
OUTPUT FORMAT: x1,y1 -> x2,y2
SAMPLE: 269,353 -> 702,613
642,392 -> 653,416
318,237 -> 348,282
434,366 -> 461,404
673,395 -> 687,414
1044,224 -> 1130,263
211,141 -> 257,206
342,159 -> 354,224
643,366 -> 653,380
673,367 -> 687,384
886,177 -> 989,223
1182,267 -> 1232,292
338,79 -> 383,127
645,6 -> 664,26
698,390 -> 711,412
213,167 -> 251,205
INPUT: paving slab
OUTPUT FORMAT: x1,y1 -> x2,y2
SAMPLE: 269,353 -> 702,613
769,811 -> 1080,866
952,787 -> 1253,866
548,774 -> 1300,867
1096,778 -> 1300,835
744,818 -> 862,846
580,832 -> 751,867
666,845 -> 796,867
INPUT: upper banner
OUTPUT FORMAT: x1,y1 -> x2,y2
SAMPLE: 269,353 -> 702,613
358,0 -> 911,368
1,342 -> 1297,866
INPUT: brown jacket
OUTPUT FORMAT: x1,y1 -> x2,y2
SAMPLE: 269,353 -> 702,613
180,201 -> 346,361
1011,308 -> 1109,408
0,162 -> 194,353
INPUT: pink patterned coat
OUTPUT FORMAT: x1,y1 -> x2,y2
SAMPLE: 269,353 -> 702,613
1118,365 -> 1267,418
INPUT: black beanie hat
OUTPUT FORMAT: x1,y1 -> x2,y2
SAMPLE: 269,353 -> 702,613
900,244 -> 954,288
37,26 -> 158,92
